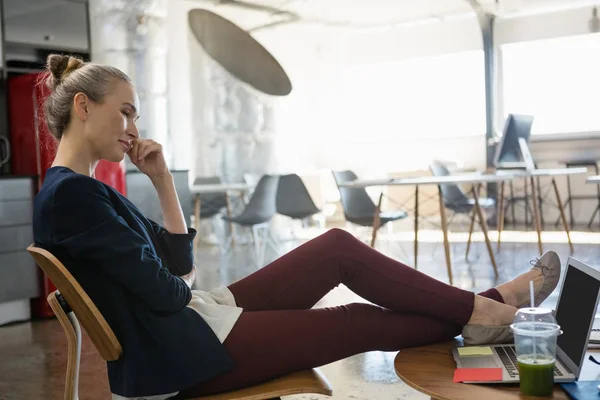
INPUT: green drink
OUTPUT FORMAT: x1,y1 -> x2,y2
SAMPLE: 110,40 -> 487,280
517,355 -> 555,396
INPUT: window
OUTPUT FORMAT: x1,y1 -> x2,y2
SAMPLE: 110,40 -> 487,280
502,33 -> 600,135
330,50 -> 486,142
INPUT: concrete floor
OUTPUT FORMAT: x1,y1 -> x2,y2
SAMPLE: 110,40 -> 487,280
1,222 -> 600,400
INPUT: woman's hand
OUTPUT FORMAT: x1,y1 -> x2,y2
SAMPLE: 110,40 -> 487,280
127,139 -> 168,180
180,265 -> 197,289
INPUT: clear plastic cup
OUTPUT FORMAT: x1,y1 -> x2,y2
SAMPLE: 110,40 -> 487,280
510,308 -> 562,397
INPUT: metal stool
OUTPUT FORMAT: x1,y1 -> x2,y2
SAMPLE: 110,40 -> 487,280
555,160 -> 600,228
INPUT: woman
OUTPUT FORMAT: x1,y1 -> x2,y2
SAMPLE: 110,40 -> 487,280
32,54 -> 561,400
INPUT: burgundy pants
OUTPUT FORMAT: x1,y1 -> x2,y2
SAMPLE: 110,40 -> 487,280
179,228 -> 504,397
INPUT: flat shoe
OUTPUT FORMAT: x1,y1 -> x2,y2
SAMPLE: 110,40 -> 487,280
462,324 -> 513,345
517,251 -> 562,309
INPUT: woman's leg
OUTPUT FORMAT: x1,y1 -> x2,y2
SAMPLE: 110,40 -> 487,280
178,303 -> 466,398
229,228 -> 504,327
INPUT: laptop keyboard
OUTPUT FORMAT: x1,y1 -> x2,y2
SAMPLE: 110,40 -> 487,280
497,346 -> 564,378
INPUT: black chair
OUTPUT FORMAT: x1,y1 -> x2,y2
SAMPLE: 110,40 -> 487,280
276,174 -> 322,226
429,161 -> 496,261
332,170 -> 407,247
223,174 -> 280,266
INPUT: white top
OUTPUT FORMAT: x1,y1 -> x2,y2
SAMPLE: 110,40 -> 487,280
112,286 -> 243,400
186,286 -> 244,342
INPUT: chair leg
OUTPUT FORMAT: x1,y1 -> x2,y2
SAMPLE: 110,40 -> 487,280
588,205 -> 600,228
259,228 -> 268,267
414,185 -> 419,269
596,164 -> 600,230
252,226 -> 262,266
555,198 -> 570,227
497,181 -> 505,253
47,292 -> 81,400
530,177 -> 543,255
370,193 -> 383,248
509,181 -> 516,224
465,206 -> 476,260
552,178 -> 574,254
193,195 -> 201,254
567,173 -> 575,230
537,176 -> 545,227
437,186 -> 453,285
472,185 -> 499,278
265,229 -> 279,255
225,193 -> 236,249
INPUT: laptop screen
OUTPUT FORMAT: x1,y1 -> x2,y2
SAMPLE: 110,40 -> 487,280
555,263 -> 600,369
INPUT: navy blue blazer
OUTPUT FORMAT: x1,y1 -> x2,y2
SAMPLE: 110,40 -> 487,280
32,166 -> 234,397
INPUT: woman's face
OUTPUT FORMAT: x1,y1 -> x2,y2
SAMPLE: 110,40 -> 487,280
84,79 -> 140,162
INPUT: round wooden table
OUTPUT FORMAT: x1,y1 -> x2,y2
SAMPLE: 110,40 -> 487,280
395,340 -> 600,400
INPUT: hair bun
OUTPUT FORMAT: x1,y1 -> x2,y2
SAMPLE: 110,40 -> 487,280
45,54 -> 85,90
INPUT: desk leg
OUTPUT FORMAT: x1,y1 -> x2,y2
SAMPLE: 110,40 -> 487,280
370,193 -> 383,248
414,185 -> 419,269
438,186 -> 453,285
552,178 -> 574,254
530,177 -> 543,255
473,184 -> 499,278
465,192 -> 477,260
497,181 -> 505,253
193,195 -> 201,254
225,193 -> 236,249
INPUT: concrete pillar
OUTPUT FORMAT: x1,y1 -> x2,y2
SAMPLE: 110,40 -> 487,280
191,50 -> 279,183
88,0 -> 171,170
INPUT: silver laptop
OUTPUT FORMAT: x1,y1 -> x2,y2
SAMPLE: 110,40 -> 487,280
453,257 -> 600,383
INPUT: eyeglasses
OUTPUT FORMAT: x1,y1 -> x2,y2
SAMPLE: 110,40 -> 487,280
589,355 -> 600,366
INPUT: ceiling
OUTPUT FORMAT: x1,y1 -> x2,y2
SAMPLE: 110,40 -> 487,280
195,0 -> 600,31
2,0 -> 599,34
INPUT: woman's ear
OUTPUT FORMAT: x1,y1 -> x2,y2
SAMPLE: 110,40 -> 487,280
72,92 -> 89,121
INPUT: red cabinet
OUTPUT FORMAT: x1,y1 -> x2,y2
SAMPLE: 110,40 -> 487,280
7,72 -> 127,317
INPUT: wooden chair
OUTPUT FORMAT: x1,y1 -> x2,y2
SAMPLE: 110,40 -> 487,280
27,245 -> 333,400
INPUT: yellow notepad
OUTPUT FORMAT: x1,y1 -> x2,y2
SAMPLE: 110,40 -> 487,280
458,346 -> 494,356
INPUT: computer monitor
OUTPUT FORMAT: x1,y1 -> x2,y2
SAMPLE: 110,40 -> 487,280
494,114 -> 534,168
554,257 -> 600,378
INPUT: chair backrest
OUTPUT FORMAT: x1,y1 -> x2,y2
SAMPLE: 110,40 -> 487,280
193,176 -> 228,216
276,174 -> 320,218
27,245 -> 122,361
332,170 -> 376,218
237,174 -> 279,223
429,161 -> 470,207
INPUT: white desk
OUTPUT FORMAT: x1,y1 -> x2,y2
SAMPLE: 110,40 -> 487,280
587,175 -> 600,184
190,182 -> 253,251
339,174 -> 514,285
338,168 -> 583,285
494,167 -> 588,178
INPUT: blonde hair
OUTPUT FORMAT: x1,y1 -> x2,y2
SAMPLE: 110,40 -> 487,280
43,54 -> 131,140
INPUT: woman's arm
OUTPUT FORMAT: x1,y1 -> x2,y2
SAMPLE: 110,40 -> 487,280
128,138 -> 187,235
151,173 -> 188,234
129,139 -> 195,276
53,176 -> 192,313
